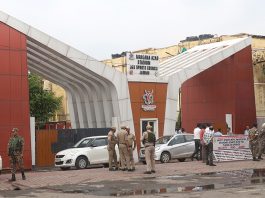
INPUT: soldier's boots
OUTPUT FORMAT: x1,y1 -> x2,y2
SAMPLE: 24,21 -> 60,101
9,174 -> 16,182
253,157 -> 260,161
258,156 -> 263,160
22,171 -> 26,180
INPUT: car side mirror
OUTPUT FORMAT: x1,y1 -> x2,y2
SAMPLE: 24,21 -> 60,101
91,144 -> 97,147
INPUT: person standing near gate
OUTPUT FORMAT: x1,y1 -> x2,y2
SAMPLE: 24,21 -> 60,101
107,127 -> 118,171
249,123 -> 260,161
117,126 -> 130,171
126,126 -> 136,171
7,128 -> 26,181
141,125 -> 156,174
258,123 -> 265,160
191,124 -> 201,161
203,126 -> 216,166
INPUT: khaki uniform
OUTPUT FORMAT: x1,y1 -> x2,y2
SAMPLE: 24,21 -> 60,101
117,129 -> 130,170
7,135 -> 25,177
127,133 -> 136,169
249,127 -> 259,159
141,130 -> 155,172
107,130 -> 118,169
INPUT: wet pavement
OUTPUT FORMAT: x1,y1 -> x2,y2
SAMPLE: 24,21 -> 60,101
1,160 -> 265,197
43,169 -> 265,196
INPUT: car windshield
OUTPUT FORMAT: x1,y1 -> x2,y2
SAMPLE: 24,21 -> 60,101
156,136 -> 172,144
73,138 -> 94,148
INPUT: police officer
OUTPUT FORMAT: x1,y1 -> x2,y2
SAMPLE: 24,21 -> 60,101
249,123 -> 259,161
7,128 -> 26,181
126,126 -> 136,171
258,123 -> 265,160
107,127 -> 118,171
117,126 -> 130,171
141,125 -> 156,174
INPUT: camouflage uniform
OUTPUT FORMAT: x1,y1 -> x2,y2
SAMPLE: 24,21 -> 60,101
249,126 -> 259,161
7,133 -> 26,181
107,128 -> 118,171
258,123 -> 265,159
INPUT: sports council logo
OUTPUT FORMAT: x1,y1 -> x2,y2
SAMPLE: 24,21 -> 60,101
142,90 -> 156,111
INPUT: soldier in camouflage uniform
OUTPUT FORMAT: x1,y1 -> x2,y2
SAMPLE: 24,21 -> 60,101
107,127 -> 118,171
249,123 -> 260,161
7,128 -> 26,181
258,123 -> 265,160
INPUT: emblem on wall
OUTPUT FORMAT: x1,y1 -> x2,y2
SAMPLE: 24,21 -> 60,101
142,90 -> 156,111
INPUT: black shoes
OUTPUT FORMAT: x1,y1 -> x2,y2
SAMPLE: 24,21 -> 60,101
151,170 -> 156,173
253,158 -> 260,161
209,164 -> 216,166
8,174 -> 16,182
22,172 -> 26,180
258,156 -> 263,160
144,171 -> 151,174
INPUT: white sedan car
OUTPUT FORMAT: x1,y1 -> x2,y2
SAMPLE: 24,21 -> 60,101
55,136 -> 119,170
139,133 -> 195,163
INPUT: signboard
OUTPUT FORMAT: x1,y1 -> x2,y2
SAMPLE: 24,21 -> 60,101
126,52 -> 159,78
213,135 -> 252,162
213,135 -> 249,150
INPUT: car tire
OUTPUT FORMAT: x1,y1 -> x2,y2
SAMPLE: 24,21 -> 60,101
103,163 -> 109,168
60,167 -> 71,171
178,158 -> 186,162
75,156 -> 89,169
160,152 -> 171,163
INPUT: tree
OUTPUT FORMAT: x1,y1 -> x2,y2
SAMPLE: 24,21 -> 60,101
29,74 -> 62,126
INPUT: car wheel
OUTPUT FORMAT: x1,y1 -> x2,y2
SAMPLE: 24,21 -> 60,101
160,152 -> 171,163
103,163 -> 109,168
60,167 -> 71,171
178,158 -> 186,162
75,156 -> 89,169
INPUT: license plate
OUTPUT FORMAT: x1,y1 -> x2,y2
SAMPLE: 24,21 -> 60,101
55,158 -> 61,162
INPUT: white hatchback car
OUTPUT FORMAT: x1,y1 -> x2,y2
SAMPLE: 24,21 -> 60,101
55,136 -> 119,170
139,133 -> 195,163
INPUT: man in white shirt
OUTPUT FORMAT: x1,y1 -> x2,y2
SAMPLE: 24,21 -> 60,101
191,124 -> 201,161
244,126 -> 250,136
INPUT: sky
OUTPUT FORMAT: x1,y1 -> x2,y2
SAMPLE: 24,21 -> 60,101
0,0 -> 264,60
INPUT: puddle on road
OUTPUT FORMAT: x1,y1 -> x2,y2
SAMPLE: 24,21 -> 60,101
109,169 -> 265,197
110,184 -> 215,196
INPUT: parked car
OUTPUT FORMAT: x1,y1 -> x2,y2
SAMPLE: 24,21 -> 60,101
139,133 -> 194,163
55,136 -> 119,170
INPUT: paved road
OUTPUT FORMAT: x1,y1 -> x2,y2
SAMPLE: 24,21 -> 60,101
1,159 -> 265,197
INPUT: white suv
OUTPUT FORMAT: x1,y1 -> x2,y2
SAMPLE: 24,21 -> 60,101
55,136 -> 119,170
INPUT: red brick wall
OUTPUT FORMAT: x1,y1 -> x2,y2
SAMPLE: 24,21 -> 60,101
128,82 -> 168,150
181,46 -> 256,134
0,22 -> 31,169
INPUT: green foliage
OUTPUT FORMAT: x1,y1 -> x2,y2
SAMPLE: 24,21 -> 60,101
29,74 -> 62,124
